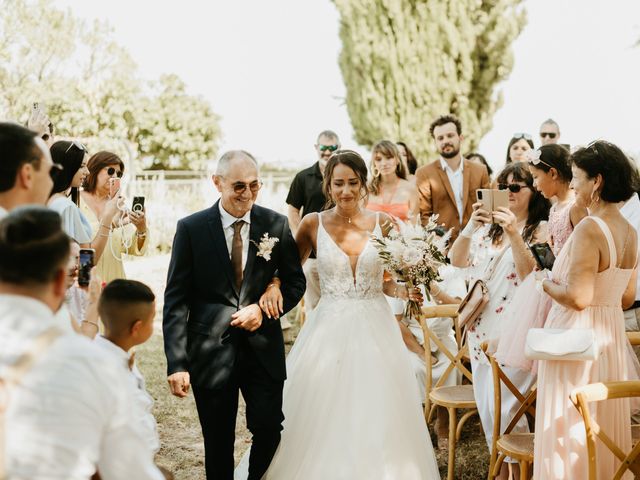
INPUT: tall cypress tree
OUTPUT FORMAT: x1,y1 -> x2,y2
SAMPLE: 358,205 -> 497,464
334,0 -> 526,163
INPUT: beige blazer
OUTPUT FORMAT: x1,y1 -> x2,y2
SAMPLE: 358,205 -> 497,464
415,159 -> 491,239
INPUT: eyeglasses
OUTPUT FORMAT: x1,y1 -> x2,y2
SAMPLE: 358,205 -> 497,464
318,145 -> 339,152
513,133 -> 533,141
230,180 -> 263,194
65,140 -> 87,154
539,132 -> 557,139
106,167 -> 123,178
50,163 -> 64,181
498,183 -> 530,193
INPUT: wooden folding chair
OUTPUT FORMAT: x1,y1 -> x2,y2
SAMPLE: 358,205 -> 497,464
484,346 -> 536,480
571,381 -> 640,480
419,304 -> 477,480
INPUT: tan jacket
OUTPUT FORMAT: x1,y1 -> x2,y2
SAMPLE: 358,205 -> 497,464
415,159 -> 491,239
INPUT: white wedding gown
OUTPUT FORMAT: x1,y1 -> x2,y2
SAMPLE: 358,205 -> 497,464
236,213 -> 440,479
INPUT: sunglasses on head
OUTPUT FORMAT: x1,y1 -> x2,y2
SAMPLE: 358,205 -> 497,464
539,132 -> 557,139
231,180 -> 263,194
529,157 -> 553,169
513,133 -> 533,141
65,140 -> 87,154
106,167 -> 123,178
318,144 -> 339,152
498,183 -> 530,193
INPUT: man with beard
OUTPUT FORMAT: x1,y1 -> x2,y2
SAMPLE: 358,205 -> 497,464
416,114 -> 490,241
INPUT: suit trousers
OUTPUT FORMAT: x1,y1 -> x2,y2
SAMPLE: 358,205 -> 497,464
193,338 -> 284,480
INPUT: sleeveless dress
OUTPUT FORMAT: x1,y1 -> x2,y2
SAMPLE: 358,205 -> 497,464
533,217 -> 634,479
240,213 -> 440,479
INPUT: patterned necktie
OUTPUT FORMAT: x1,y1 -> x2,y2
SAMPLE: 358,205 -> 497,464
231,220 -> 245,290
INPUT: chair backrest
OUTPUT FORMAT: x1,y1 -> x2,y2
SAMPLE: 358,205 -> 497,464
626,331 -> 640,346
571,381 -> 640,480
485,346 -> 537,475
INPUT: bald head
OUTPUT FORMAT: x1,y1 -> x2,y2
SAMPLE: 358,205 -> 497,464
215,150 -> 259,177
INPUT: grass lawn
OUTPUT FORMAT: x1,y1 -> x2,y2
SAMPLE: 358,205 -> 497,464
129,255 -> 491,480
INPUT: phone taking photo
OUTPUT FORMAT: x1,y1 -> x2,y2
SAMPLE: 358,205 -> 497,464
78,248 -> 95,287
132,196 -> 145,213
476,189 -> 509,223
109,177 -> 121,198
529,242 -> 556,271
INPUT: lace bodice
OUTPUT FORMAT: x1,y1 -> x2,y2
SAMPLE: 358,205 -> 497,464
316,214 -> 384,300
548,201 -> 574,255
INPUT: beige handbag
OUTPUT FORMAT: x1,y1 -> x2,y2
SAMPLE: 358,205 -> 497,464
524,328 -> 598,361
458,246 -> 510,331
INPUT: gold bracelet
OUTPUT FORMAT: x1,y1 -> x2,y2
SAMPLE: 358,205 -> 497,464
267,283 -> 279,289
81,320 -> 99,328
99,223 -> 110,230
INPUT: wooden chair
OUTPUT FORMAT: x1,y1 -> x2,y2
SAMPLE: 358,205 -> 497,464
418,304 -> 477,480
484,345 -> 536,480
571,381 -> 640,480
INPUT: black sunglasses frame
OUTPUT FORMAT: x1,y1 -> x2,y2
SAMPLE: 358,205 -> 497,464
106,167 -> 124,178
231,180 -> 263,194
498,183 -> 531,193
318,145 -> 339,152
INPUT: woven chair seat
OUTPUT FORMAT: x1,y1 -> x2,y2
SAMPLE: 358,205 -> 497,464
429,384 -> 476,409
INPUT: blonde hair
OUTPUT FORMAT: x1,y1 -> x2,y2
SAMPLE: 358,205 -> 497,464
368,140 -> 406,196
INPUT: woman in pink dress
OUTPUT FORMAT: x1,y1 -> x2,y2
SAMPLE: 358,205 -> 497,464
534,141 -> 639,479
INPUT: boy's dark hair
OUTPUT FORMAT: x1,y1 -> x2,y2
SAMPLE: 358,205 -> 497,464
0,206 -> 70,285
98,279 -> 155,330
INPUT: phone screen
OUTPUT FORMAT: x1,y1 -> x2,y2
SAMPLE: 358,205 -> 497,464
78,249 -> 95,287
529,243 -> 556,270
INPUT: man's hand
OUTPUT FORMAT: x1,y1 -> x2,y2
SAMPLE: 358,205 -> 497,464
230,304 -> 263,332
167,371 -> 191,398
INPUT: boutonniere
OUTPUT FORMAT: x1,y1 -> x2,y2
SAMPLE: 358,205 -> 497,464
252,233 -> 279,261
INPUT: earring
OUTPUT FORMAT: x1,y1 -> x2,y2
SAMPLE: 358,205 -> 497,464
371,165 -> 380,178
589,189 -> 601,208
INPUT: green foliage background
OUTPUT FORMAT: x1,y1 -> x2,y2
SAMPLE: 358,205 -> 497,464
334,0 -> 527,163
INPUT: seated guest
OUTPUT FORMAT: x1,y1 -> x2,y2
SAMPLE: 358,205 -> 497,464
0,206 -> 164,480
447,162 -> 550,478
0,122 -> 56,217
95,279 -> 160,456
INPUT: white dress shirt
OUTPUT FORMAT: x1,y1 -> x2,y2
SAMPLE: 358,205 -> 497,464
0,294 -> 163,480
0,205 -> 7,219
440,157 -> 464,221
93,335 -> 160,455
219,202 -> 251,270
620,194 -> 640,302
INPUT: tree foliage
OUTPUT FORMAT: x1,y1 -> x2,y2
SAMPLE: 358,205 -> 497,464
0,0 -> 221,170
333,0 -> 526,163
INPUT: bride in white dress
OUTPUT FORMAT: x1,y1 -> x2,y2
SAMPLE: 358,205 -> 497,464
237,150 -> 440,479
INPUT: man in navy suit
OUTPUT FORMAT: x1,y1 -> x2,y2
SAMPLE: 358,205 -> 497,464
163,150 -> 305,479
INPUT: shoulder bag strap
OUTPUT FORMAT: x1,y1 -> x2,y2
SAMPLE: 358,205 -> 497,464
0,326 -> 63,479
483,245 -> 511,283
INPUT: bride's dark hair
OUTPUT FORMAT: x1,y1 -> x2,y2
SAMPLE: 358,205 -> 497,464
322,150 -> 369,208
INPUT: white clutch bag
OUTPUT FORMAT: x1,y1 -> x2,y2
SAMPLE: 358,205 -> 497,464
524,328 -> 598,361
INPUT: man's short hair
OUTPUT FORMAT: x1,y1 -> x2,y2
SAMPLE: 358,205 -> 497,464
0,122 -> 41,192
540,118 -> 560,131
0,206 -> 70,285
316,130 -> 340,144
215,150 -> 258,176
429,115 -> 462,138
98,279 -> 155,334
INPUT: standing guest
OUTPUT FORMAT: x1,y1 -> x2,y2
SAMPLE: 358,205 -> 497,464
163,150 -> 305,480
535,141 -> 638,479
81,151 -> 148,282
0,122 -> 57,218
48,141 -> 120,262
415,114 -> 491,240
539,118 -> 561,146
286,130 -> 339,311
0,206 -> 164,480
621,181 -> 640,359
95,279 -> 161,457
396,141 -> 418,180
448,162 -> 550,479
505,133 -> 534,164
465,152 -> 493,180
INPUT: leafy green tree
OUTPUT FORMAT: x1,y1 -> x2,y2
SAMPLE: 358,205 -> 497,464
333,0 -> 526,162
0,0 -> 221,169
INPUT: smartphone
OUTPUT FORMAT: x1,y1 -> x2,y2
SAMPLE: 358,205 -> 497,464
132,196 -> 145,213
109,177 -> 121,198
78,248 -> 95,287
529,242 -> 556,270
492,189 -> 509,211
476,189 -> 509,223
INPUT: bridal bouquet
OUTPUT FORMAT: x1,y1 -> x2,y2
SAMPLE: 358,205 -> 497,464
371,215 -> 450,318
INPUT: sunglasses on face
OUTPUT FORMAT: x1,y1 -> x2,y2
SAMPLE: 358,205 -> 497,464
318,144 -> 339,153
498,183 -> 530,193
106,167 -> 123,178
65,140 -> 87,154
513,133 -> 533,141
49,163 -> 64,181
539,132 -> 557,139
231,180 -> 263,194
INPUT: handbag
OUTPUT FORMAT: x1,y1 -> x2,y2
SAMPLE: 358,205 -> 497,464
458,246 -> 510,331
524,328 -> 598,361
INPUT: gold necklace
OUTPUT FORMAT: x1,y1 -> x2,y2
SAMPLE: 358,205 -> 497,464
335,208 -> 361,224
